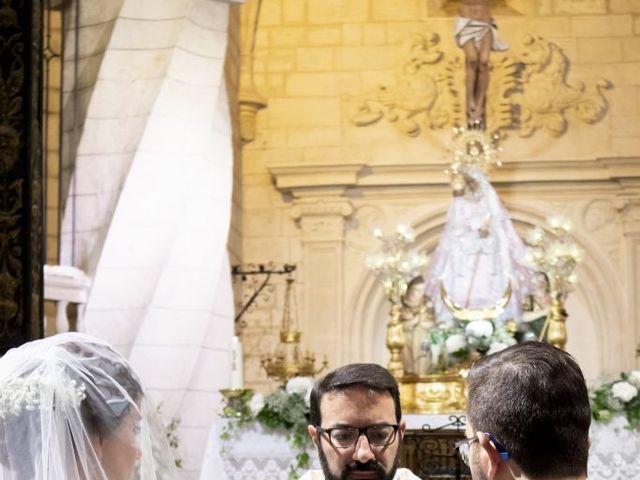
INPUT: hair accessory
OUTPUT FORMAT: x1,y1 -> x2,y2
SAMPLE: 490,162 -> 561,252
0,374 -> 87,418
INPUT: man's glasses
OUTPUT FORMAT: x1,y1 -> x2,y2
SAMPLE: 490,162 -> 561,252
455,432 -> 510,466
317,424 -> 400,449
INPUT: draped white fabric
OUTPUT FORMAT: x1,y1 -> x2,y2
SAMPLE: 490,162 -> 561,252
59,0 -> 235,477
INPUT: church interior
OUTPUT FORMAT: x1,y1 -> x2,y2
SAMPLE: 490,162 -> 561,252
2,0 -> 640,478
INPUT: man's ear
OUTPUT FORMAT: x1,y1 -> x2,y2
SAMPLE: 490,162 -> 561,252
476,432 -> 503,480
308,425 -> 318,448
399,420 -> 407,440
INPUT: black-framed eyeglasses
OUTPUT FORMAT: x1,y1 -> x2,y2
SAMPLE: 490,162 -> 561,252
455,432 -> 510,466
316,424 -> 400,449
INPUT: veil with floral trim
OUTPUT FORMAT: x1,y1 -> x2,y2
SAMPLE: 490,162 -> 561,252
0,332 -> 178,480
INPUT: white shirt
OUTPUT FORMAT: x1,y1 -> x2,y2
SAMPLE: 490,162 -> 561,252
298,468 -> 421,480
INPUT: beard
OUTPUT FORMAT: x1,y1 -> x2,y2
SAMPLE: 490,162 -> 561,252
317,444 -> 399,480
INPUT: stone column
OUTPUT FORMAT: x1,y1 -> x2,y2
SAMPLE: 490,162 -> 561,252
0,0 -> 44,354
291,199 -> 353,367
618,197 -> 640,369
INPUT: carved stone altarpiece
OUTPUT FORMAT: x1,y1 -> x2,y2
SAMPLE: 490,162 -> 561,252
350,33 -> 612,138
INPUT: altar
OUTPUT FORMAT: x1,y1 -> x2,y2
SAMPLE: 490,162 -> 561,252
200,415 -> 640,480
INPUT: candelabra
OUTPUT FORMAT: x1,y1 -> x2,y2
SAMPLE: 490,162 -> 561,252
525,215 -> 584,350
365,224 -> 429,378
261,278 -> 328,384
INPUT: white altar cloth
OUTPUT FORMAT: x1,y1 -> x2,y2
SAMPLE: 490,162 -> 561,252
588,415 -> 640,480
199,419 -> 320,480
199,415 -> 462,479
199,415 -> 640,479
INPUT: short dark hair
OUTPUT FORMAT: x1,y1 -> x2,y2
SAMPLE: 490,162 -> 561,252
309,363 -> 401,426
467,341 -> 590,479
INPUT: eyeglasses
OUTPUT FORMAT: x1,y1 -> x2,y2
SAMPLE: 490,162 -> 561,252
455,432 -> 509,466
317,424 -> 400,449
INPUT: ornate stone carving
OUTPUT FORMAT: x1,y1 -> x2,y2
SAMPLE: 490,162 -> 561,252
292,200 -> 354,243
616,198 -> 640,236
0,0 -> 43,347
349,32 -> 612,137
515,35 -> 612,137
350,33 -> 453,137
346,204 -> 388,249
581,199 -> 621,267
583,199 -> 616,233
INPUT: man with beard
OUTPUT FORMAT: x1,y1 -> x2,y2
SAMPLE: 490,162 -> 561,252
301,363 -> 420,480
459,342 -> 590,480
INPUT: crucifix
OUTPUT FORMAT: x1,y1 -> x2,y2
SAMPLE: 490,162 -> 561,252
454,0 -> 508,129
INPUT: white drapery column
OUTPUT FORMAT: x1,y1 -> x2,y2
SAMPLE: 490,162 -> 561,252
59,0 -> 237,476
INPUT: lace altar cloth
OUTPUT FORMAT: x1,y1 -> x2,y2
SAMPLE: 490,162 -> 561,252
588,416 -> 640,479
199,415 -> 639,479
199,416 -> 461,479
199,419 -> 320,480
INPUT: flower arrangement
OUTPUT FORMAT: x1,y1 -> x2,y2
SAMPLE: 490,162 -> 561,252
221,377 -> 315,479
590,370 -> 640,430
424,320 -> 519,372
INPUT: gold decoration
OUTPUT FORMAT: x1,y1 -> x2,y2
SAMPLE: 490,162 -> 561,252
525,215 -> 584,350
219,388 -> 254,417
365,224 -> 429,379
447,127 -> 502,176
440,281 -> 512,322
545,297 -> 568,350
348,32 -> 611,137
400,372 -> 466,414
261,278 -> 328,383
386,305 -> 405,379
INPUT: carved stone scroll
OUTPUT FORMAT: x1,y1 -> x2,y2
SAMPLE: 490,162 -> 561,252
349,32 -> 612,138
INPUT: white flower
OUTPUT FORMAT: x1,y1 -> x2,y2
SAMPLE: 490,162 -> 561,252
0,374 -> 86,419
249,393 -> 265,416
487,342 -> 509,356
466,320 -> 494,339
628,371 -> 640,388
445,334 -> 467,353
611,381 -> 638,403
286,376 -> 314,397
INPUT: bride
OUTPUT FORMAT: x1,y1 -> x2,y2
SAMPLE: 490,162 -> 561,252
0,333 -> 178,479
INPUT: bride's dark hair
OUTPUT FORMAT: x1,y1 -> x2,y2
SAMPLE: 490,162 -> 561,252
63,341 -> 143,438
0,337 -> 144,479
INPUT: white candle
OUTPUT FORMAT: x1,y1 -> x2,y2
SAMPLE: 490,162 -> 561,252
230,336 -> 244,389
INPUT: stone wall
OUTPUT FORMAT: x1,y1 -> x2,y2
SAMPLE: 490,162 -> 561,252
238,0 -> 640,391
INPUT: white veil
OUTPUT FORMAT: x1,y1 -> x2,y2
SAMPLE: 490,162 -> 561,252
0,333 -> 178,480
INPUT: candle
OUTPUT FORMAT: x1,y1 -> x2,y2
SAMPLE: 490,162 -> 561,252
230,336 -> 244,389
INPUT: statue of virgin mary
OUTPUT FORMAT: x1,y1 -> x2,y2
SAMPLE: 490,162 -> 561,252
424,153 -> 536,327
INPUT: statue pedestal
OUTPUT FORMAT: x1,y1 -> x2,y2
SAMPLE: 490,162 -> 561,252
400,373 -> 467,414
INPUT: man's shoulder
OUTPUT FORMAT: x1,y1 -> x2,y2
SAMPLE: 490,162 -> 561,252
395,467 -> 422,479
298,469 -> 421,480
298,470 -> 324,480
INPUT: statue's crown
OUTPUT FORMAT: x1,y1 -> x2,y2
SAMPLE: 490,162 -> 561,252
446,128 -> 502,187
